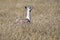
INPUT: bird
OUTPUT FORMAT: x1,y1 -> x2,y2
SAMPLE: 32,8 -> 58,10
25,6 -> 32,23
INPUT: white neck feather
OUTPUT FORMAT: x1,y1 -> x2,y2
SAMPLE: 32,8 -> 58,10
26,8 -> 31,20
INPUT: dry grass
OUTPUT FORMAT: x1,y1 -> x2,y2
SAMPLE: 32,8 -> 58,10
0,0 -> 60,40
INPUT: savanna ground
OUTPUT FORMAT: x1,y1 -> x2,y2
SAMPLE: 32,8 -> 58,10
0,0 -> 60,40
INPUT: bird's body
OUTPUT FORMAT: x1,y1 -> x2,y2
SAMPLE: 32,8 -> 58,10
25,6 -> 32,23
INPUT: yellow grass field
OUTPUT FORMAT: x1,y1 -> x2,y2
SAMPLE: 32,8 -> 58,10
0,0 -> 60,40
